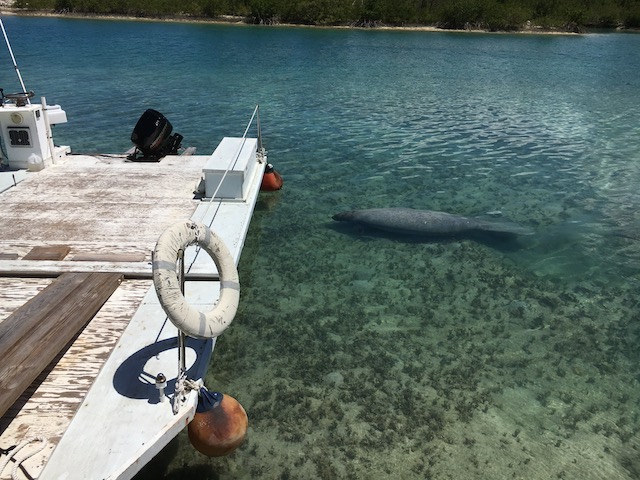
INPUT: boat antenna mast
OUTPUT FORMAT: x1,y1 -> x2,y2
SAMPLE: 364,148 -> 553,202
0,17 -> 30,104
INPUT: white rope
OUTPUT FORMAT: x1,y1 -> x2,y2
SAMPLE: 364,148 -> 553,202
172,368 -> 188,415
172,373 -> 203,415
184,378 -> 202,391
193,105 -> 261,227
183,106 -> 262,285
179,106 -> 261,287
0,436 -> 48,480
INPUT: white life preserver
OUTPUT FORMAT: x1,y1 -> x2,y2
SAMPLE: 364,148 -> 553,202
152,220 -> 239,339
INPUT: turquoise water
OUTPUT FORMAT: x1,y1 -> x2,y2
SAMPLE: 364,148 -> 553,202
3,16 -> 640,479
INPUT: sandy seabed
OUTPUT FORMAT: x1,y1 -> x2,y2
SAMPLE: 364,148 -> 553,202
136,189 -> 640,479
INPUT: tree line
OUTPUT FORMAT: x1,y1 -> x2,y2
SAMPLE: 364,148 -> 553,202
12,0 -> 640,31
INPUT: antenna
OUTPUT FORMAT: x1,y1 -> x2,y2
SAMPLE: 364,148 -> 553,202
0,17 -> 30,104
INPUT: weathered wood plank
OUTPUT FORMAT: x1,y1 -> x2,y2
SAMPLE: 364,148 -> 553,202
0,279 -> 149,478
70,253 -> 146,262
0,278 -> 52,323
22,245 -> 71,261
0,272 -> 123,417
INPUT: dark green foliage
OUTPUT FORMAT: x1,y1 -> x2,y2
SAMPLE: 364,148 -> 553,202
11,0 -> 640,29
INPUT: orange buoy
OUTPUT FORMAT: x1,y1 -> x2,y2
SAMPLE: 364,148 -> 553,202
261,163 -> 283,191
188,390 -> 248,457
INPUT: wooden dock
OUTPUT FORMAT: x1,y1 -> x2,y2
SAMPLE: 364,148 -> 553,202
0,145 -> 266,479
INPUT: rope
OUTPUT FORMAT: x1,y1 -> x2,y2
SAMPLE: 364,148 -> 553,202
184,379 -> 202,391
183,106 -> 263,288
193,105 -> 262,227
172,367 -> 188,415
167,106 -> 261,413
172,371 -> 203,415
188,143 -> 265,276
0,436 -> 48,480
175,107 -> 258,289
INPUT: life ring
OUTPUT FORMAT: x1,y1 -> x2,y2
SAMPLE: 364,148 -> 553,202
152,220 -> 239,339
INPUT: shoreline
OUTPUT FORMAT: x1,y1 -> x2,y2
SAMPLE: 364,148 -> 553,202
3,8 -> 635,35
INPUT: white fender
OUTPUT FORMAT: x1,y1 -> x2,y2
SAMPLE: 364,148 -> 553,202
152,220 -> 239,339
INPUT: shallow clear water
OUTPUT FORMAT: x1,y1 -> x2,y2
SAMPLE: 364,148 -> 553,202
3,16 -> 640,479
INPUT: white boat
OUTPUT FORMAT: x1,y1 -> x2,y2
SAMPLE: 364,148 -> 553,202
0,18 -> 279,479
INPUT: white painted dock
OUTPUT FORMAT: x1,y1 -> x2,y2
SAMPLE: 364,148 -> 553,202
0,138 -> 266,479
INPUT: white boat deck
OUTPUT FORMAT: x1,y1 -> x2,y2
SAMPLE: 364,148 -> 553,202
0,143 -> 265,479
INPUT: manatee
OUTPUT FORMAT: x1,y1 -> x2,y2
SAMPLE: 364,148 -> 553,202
332,208 -> 533,237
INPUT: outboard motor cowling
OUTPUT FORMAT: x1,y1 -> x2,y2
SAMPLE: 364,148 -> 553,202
129,109 -> 182,161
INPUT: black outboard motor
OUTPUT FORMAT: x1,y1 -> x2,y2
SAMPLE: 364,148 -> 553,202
129,109 -> 183,161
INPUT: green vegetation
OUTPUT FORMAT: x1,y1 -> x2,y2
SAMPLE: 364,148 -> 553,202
12,0 -> 640,31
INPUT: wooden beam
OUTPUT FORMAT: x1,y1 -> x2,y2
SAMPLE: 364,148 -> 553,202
0,260 -> 219,280
70,253 -> 146,262
0,260 -> 152,278
0,272 -> 123,418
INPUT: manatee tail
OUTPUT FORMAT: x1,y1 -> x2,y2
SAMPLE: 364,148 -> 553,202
474,218 -> 534,236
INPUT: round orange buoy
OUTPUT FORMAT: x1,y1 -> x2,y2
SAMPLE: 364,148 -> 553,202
188,390 -> 248,457
261,163 -> 283,191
